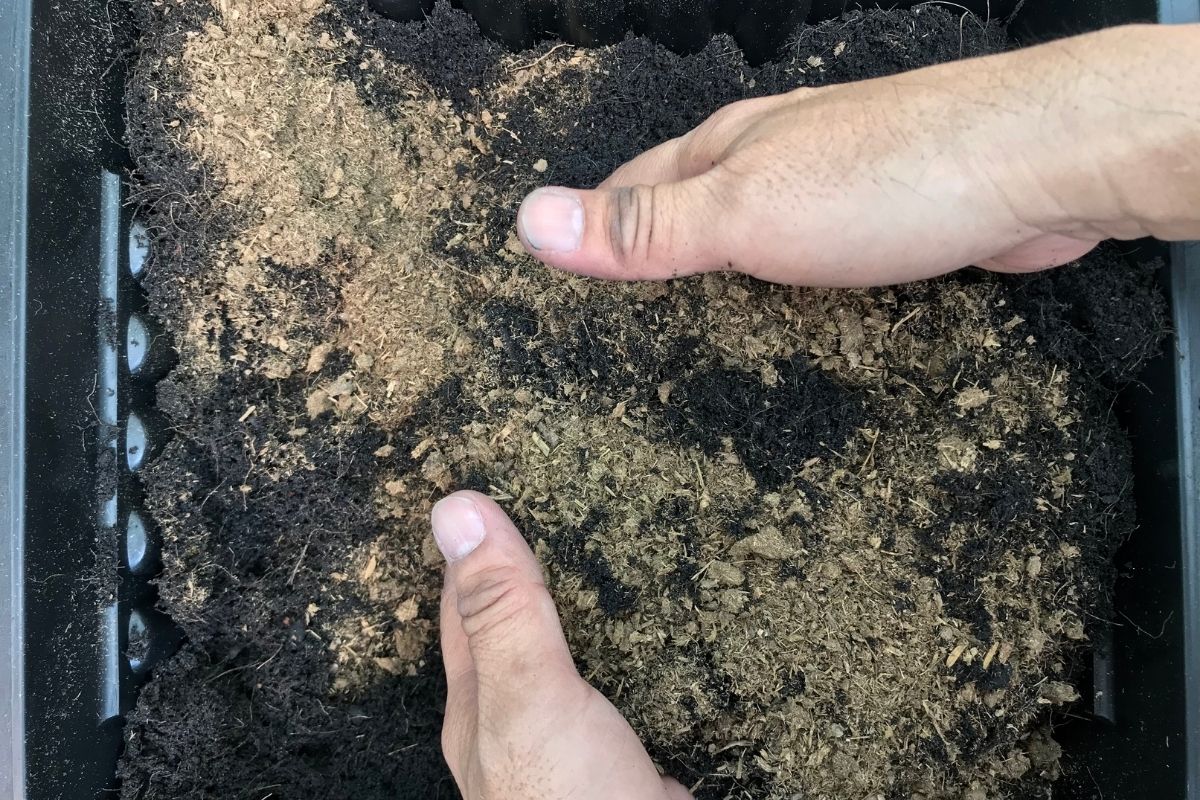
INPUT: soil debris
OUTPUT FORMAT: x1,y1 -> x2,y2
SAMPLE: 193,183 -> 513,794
119,2 -> 1166,799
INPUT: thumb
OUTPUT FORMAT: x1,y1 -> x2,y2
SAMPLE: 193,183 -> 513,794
434,492 -> 694,800
516,176 -> 735,281
433,491 -> 580,727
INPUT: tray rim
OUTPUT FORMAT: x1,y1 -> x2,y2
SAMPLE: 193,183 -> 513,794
0,0 -> 1196,797
1162,0 -> 1200,793
0,0 -> 31,797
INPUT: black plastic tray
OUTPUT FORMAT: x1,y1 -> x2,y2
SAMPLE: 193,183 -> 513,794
1,0 -> 1196,798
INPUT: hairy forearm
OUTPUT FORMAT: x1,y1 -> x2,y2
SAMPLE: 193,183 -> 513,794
1026,24 -> 1200,241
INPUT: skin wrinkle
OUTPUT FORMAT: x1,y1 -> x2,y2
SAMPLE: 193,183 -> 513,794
673,138 -> 699,180
1049,38 -> 1100,81
698,168 -> 755,264
981,154 -> 1052,233
987,64 -> 1050,115
648,184 -> 658,251
613,187 -> 632,257
885,174 -> 937,205
689,107 -> 736,168
621,183 -> 653,267
919,81 -> 1028,117
891,94 -> 928,156
1102,98 -> 1200,122
459,587 -> 544,656
631,185 -> 648,264
1096,147 -> 1150,240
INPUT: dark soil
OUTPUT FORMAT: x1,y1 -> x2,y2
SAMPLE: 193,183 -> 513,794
118,2 -> 1168,799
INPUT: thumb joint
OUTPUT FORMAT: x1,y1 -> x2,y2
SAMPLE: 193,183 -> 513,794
456,564 -> 544,649
608,184 -> 662,270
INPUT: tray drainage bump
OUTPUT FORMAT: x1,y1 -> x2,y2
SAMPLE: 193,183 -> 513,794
127,610 -> 151,673
128,220 -> 149,278
127,314 -> 148,374
125,413 -> 147,471
126,511 -> 152,574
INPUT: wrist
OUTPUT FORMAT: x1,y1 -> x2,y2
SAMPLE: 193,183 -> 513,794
1035,24 -> 1200,241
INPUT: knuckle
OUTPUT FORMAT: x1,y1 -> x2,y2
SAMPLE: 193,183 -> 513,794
456,564 -> 539,643
679,102 -> 744,167
606,184 -> 662,269
705,99 -> 749,132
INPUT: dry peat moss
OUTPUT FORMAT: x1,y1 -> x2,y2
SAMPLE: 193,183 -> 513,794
119,2 -> 1167,798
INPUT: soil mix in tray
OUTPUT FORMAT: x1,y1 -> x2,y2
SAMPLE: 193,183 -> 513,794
118,1 -> 1168,798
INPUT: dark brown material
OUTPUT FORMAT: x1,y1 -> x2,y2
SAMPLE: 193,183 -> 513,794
117,2 -> 1167,798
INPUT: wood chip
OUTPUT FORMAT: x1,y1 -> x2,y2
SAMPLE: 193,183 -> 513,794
706,560 -> 746,587
953,386 -> 991,411
306,343 -> 334,373
1038,681 -> 1080,705
946,642 -> 968,668
305,389 -> 332,418
730,528 -> 792,561
359,554 -> 378,582
982,641 -> 1001,671
411,436 -> 437,460
374,657 -> 405,676
394,597 -> 419,623
1002,314 -> 1026,331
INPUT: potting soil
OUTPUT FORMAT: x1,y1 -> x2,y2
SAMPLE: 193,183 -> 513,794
118,2 -> 1168,798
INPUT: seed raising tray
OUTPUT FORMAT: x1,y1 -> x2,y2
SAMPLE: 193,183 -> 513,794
1,0 -> 1197,798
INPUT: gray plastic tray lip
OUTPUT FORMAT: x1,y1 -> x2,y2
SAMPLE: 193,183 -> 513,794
1160,0 -> 1200,23
1170,247 -> 1199,800
1161,1 -> 1200,795
0,0 -> 30,797
1175,243 -> 1200,800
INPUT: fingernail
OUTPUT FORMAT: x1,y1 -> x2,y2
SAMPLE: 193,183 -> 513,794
518,188 -> 583,253
431,494 -> 487,561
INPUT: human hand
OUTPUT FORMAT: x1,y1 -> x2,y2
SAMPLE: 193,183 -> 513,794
432,491 -> 692,800
515,24 -> 1200,287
